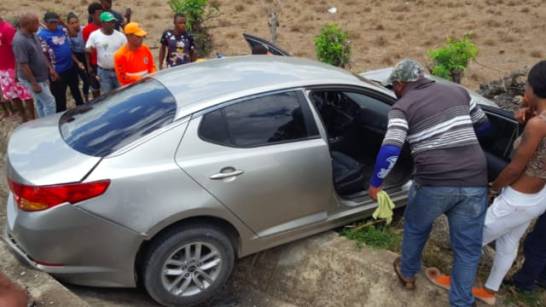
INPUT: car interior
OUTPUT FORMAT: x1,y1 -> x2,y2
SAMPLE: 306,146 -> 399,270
308,90 -> 520,198
308,90 -> 414,198
477,110 -> 520,182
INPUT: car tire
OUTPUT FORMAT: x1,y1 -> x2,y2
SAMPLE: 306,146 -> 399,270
142,224 -> 235,307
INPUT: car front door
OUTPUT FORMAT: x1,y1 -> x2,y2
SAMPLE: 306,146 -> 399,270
175,90 -> 336,237
243,33 -> 291,56
479,105 -> 521,181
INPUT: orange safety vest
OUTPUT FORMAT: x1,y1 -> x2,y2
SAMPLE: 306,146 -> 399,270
114,44 -> 156,86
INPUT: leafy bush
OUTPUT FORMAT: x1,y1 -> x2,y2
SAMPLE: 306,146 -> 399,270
314,23 -> 351,68
168,0 -> 220,56
428,35 -> 478,83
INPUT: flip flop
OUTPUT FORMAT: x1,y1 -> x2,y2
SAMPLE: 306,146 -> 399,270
425,267 -> 451,291
393,257 -> 416,290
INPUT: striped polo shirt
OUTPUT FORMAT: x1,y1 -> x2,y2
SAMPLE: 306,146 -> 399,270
384,78 -> 488,186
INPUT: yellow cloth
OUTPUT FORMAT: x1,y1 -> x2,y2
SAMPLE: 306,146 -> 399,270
372,191 -> 395,225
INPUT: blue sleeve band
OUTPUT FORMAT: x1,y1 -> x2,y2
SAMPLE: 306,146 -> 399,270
474,120 -> 492,138
370,144 -> 402,188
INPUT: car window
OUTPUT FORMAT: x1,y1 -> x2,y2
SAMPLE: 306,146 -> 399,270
344,92 -> 391,115
199,91 -> 318,147
60,79 -> 177,157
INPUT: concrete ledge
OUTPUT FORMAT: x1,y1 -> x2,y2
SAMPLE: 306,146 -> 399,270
0,238 -> 89,307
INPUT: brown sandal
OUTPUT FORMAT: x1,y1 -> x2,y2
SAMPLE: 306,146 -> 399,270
393,257 -> 416,290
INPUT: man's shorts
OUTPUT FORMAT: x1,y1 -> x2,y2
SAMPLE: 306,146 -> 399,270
0,68 -> 32,101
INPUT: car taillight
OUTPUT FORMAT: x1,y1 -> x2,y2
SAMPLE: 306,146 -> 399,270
7,179 -> 110,212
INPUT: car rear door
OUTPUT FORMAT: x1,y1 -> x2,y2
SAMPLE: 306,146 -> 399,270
175,90 -> 336,237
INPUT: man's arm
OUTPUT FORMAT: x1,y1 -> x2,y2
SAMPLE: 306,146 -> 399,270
124,8 -> 132,25
368,109 -> 408,200
84,32 -> 95,53
36,35 -> 58,81
12,39 -> 41,92
72,54 -> 85,71
469,96 -> 491,137
20,64 -> 42,93
147,48 -> 157,74
189,36 -> 197,61
114,52 -> 138,85
158,44 -> 166,70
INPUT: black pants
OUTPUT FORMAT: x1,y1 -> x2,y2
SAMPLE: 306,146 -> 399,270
74,52 -> 90,99
513,212 -> 546,290
50,65 -> 84,113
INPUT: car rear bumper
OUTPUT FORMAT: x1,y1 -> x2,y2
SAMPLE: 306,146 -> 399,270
4,193 -> 145,287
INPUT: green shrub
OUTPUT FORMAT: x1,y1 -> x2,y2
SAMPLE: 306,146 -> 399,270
167,0 -> 219,56
314,23 -> 351,68
428,35 -> 478,83
341,224 -> 401,251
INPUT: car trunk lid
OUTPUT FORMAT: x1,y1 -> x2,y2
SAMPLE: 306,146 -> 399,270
7,114 -> 102,186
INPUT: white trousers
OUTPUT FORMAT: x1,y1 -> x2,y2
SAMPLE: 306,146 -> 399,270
483,186 -> 546,291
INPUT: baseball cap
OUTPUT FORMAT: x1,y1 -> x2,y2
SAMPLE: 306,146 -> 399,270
44,12 -> 60,23
387,59 -> 425,85
124,22 -> 147,37
100,11 -> 117,23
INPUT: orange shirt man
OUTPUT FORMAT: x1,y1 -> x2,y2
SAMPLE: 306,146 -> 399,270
114,22 -> 155,86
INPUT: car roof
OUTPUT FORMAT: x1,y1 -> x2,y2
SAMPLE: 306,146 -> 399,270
360,67 -> 499,108
153,56 -> 369,118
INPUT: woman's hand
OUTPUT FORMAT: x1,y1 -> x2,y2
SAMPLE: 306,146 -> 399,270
515,107 -> 536,125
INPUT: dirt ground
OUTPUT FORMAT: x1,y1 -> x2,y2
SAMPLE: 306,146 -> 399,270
1,0 -> 546,90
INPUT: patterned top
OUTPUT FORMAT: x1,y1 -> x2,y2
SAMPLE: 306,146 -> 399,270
160,30 -> 194,67
383,78 -> 488,186
513,113 -> 546,179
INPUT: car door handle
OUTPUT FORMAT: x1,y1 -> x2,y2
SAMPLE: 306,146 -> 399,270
209,170 -> 244,180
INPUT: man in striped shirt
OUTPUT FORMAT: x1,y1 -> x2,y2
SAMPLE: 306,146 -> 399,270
368,59 -> 489,307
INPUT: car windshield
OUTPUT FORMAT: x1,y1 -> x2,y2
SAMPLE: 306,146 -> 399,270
59,78 -> 177,157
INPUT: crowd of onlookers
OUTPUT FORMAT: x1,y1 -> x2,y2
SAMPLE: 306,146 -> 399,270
0,0 -> 196,122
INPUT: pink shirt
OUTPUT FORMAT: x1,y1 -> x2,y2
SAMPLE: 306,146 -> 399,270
0,20 -> 16,70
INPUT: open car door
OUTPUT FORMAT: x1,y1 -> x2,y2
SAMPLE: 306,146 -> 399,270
243,33 -> 291,56
480,105 -> 521,181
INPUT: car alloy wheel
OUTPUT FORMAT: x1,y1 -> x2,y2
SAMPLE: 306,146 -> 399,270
161,242 -> 222,297
142,224 -> 235,307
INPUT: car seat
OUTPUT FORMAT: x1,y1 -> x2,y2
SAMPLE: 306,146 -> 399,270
331,151 -> 366,196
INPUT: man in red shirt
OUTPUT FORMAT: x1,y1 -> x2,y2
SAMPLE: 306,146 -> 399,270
0,17 -> 34,121
83,2 -> 102,98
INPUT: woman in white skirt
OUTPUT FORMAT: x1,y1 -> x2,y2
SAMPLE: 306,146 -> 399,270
426,61 -> 546,306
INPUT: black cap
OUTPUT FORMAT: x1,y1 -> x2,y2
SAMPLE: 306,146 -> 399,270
44,12 -> 60,23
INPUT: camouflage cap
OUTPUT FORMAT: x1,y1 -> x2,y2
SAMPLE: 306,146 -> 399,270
387,59 -> 425,85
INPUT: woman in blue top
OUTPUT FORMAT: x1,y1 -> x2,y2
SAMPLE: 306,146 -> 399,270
67,12 -> 90,103
37,11 -> 84,112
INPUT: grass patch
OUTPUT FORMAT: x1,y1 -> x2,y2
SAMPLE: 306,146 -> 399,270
504,288 -> 545,307
341,221 -> 402,252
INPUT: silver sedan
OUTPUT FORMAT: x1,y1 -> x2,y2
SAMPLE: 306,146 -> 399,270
4,56 -> 518,306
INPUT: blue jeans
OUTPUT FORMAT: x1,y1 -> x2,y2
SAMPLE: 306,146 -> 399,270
401,184 -> 487,307
97,67 -> 119,94
20,80 -> 56,118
